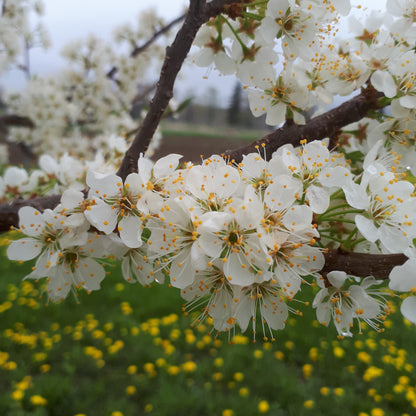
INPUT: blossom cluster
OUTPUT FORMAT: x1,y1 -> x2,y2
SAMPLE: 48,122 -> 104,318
6,140 -> 397,339
2,3 -> 168,158
193,0 -> 416,128
0,0 -> 49,74
2,0 -> 416,341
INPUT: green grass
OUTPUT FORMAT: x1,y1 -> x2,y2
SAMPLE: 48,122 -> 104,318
160,122 -> 269,141
1,236 -> 416,416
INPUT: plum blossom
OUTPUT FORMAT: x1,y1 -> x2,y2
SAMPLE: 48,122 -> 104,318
313,271 -> 388,337
85,171 -> 148,248
270,140 -> 351,214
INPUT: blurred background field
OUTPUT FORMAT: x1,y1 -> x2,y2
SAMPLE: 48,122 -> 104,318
1,235 -> 416,416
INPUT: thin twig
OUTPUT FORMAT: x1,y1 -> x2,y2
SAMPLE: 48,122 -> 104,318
107,13 -> 186,81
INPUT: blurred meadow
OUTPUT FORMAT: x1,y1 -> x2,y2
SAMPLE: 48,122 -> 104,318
1,233 -> 416,416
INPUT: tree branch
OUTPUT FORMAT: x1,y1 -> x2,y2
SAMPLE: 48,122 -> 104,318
116,0 -> 236,180
0,114 -> 35,129
223,86 -> 384,163
323,249 -> 407,280
0,194 -> 61,232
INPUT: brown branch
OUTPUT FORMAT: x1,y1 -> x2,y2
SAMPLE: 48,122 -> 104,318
224,86 -> 384,163
323,249 -> 407,280
0,194 -> 61,232
116,0 -> 237,180
0,114 -> 35,128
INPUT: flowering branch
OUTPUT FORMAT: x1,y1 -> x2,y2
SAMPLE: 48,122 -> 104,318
116,0 -> 237,180
224,86 -> 384,163
3,0 -> 416,335
106,13 -> 187,81
131,14 -> 187,58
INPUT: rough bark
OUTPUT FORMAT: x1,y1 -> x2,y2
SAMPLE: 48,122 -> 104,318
323,249 -> 407,280
223,86 -> 384,163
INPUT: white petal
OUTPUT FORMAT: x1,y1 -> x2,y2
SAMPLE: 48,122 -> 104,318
153,154 -> 182,179
86,171 -> 121,198
261,296 -> 288,330
18,206 -> 45,237
7,238 -> 42,261
169,251 -> 196,289
327,270 -> 348,289
399,95 -> 416,109
47,266 -> 72,302
343,181 -> 369,210
223,252 -> 255,287
60,189 -> 85,210
401,297 -> 416,324
84,199 -> 118,234
379,223 -> 410,253
138,155 -> 153,184
389,258 -> 416,291
319,166 -> 351,188
306,185 -> 329,214
355,215 -> 378,242
118,215 -> 143,248
74,258 -> 106,291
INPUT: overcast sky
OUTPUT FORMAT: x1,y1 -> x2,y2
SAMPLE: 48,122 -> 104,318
1,0 -> 387,106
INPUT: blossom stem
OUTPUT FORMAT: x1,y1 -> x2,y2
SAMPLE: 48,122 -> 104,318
317,217 -> 356,224
341,227 -> 358,250
220,15 -> 248,52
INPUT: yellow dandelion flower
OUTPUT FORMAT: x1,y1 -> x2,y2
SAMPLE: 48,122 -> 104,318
127,365 -> 137,375
213,372 -> 223,381
131,327 -> 140,336
309,348 -> 318,361
214,358 -> 224,367
30,395 -> 47,406
334,387 -> 344,397
239,387 -> 249,397
254,350 -> 263,359
333,347 -> 345,358
167,366 -> 180,376
182,361 -> 197,373
40,364 -> 51,373
11,390 -> 24,401
3,361 -> 17,370
144,405 -> 153,413
304,400 -> 314,409
285,341 -> 294,350
358,351 -> 371,364
234,372 -> 244,382
155,358 -> 166,368
258,400 -> 270,413
303,364 -> 313,379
